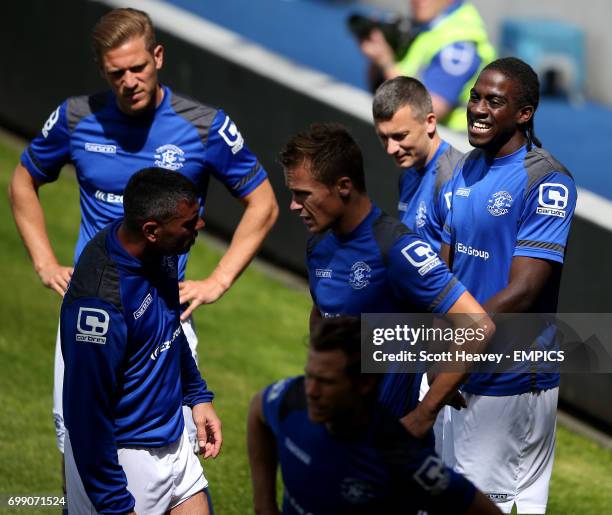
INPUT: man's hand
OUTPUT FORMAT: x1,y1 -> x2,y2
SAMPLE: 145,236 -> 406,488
447,390 -> 467,410
192,402 -> 222,458
359,28 -> 396,71
37,262 -> 73,296
400,403 -> 437,438
179,275 -> 228,321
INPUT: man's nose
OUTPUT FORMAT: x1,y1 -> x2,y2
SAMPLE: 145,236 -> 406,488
289,199 -> 302,212
123,71 -> 138,89
386,139 -> 400,155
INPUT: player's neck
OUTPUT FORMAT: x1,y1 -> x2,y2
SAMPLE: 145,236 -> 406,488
485,132 -> 526,160
326,404 -> 370,436
423,133 -> 442,169
116,223 -> 149,261
332,195 -> 372,236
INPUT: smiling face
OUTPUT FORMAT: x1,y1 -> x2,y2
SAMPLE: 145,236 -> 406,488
375,104 -> 437,170
285,161 -> 346,234
100,35 -> 164,116
467,68 -> 534,157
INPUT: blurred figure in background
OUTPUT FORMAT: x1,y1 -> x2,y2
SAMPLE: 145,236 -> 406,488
356,0 -> 495,130
248,316 -> 501,515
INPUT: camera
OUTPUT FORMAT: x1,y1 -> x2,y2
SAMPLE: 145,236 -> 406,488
347,13 -> 416,58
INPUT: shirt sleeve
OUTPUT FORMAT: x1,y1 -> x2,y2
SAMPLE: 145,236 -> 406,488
204,109 -> 268,198
180,329 -> 214,407
20,101 -> 71,183
261,377 -> 296,436
60,297 -> 135,514
421,42 -> 481,105
387,234 -> 465,313
407,449 -> 476,513
514,172 -> 577,263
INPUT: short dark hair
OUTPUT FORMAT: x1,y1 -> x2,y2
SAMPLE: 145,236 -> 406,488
92,8 -> 157,65
481,57 -> 542,149
372,77 -> 433,122
310,316 -> 364,381
123,168 -> 198,232
279,123 -> 366,192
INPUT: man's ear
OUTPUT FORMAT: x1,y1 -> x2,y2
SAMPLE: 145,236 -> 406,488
336,177 -> 353,198
153,44 -> 164,70
142,220 -> 160,243
517,104 -> 534,125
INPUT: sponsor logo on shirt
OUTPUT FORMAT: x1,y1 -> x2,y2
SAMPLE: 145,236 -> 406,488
154,144 -> 186,170
315,268 -> 332,278
413,455 -> 450,495
456,242 -> 490,261
218,115 -> 244,154
487,190 -> 513,216
487,493 -> 510,502
348,261 -> 371,289
150,326 -> 182,361
76,307 -> 109,344
284,437 -> 311,465
94,190 -> 123,204
415,200 -> 427,228
456,187 -> 471,197
85,142 -> 117,154
133,293 -> 153,320
42,106 -> 60,138
340,478 -> 376,504
537,183 -> 569,218
401,241 -> 441,276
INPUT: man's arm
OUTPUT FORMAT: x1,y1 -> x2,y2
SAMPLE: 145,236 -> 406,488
8,163 -> 73,295
247,391 -> 280,515
179,179 -> 278,320
401,290 -> 494,437
483,256 -> 554,313
309,304 -> 322,334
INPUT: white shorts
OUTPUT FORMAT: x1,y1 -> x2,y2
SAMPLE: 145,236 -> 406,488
451,388 -> 558,514
54,317 -> 199,453
419,375 -> 455,467
65,427 -> 207,514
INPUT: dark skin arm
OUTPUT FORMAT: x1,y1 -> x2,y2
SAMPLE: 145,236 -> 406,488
309,304 -> 323,335
465,491 -> 503,515
247,391 -> 280,515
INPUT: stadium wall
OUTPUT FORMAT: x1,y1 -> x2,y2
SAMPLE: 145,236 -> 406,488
2,0 -> 611,429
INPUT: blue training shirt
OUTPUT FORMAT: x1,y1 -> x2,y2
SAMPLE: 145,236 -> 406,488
398,140 -> 463,250
442,145 -> 577,395
307,205 -> 466,417
262,376 -> 476,515
21,86 -> 267,278
60,220 -> 213,514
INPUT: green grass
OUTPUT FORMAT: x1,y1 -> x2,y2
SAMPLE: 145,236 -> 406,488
0,133 -> 610,514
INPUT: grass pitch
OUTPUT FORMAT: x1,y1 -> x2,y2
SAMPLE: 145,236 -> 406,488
0,133 -> 610,514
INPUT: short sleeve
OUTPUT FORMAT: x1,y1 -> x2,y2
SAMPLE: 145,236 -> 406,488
204,109 -> 268,198
515,173 -> 577,263
387,235 -> 465,313
422,42 -> 481,104
20,102 -> 71,183
261,377 -> 296,436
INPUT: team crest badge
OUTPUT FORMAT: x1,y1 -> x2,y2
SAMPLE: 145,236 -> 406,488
349,261 -> 371,290
487,191 -> 513,216
340,478 -> 375,504
415,200 -> 427,228
154,144 -> 186,171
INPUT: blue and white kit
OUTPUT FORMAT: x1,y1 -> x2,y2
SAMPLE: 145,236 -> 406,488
307,205 -> 466,419
262,376 -> 477,515
397,140 -> 463,251
60,220 -> 213,514
21,86 -> 267,451
441,145 -> 576,513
